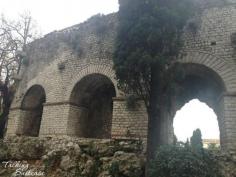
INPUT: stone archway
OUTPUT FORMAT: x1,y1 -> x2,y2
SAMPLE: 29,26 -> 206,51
20,85 -> 46,137
173,99 -> 220,144
148,62 -> 232,156
170,63 -> 226,148
67,73 -> 116,138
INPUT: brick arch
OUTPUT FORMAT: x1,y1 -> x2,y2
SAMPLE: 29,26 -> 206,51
11,81 -> 48,109
19,84 -> 46,137
22,84 -> 46,108
179,50 -> 236,92
25,81 -> 49,102
173,51 -> 236,151
65,64 -> 119,101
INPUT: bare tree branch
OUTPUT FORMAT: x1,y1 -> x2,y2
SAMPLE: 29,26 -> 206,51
0,12 -> 40,138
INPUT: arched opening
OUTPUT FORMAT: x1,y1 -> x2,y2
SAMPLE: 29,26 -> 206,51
20,85 -> 46,137
68,73 -> 116,138
173,99 -> 220,147
171,63 -> 225,148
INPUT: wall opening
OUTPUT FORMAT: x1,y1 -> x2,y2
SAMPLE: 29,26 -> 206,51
68,73 -> 116,138
20,85 -> 46,137
173,99 -> 220,148
171,63 -> 226,148
148,63 -> 226,156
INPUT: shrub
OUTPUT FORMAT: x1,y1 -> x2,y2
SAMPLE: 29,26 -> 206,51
149,144 -> 222,177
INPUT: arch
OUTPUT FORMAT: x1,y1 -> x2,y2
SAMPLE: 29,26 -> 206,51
173,99 -> 220,145
67,73 -> 116,138
65,64 -> 119,101
20,85 -> 46,137
148,60 -> 231,156
171,63 -> 226,148
179,51 -> 236,92
174,63 -> 226,110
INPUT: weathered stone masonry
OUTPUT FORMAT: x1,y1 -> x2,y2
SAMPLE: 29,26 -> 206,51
5,1 -> 236,152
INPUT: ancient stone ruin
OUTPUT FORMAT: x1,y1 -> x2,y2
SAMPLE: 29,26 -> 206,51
0,0 -> 236,176
6,0 -> 236,154
6,13 -> 149,146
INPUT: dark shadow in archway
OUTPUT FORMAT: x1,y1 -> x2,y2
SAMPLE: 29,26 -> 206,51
20,85 -> 46,137
68,74 -> 116,139
172,63 -> 225,147
148,63 -> 226,157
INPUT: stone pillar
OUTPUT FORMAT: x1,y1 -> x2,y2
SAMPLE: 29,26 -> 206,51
5,108 -> 22,136
111,97 -> 148,148
39,102 -> 70,136
6,108 -> 42,136
67,104 -> 88,137
221,95 -> 236,151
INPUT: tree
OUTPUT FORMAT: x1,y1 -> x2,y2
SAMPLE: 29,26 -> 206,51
190,128 -> 203,151
113,0 -> 196,157
0,12 -> 40,138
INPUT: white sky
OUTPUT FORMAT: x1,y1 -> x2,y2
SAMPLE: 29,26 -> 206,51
0,0 -> 220,142
0,0 -> 119,34
174,99 -> 219,142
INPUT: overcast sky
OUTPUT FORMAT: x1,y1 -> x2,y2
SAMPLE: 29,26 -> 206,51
0,0 -> 220,142
0,0 -> 119,34
174,99 -> 219,141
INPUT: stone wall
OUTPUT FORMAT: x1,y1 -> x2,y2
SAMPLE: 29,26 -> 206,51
6,0 -> 236,152
112,98 -> 148,146
0,137 -> 235,177
0,137 -> 145,177
67,105 -> 88,137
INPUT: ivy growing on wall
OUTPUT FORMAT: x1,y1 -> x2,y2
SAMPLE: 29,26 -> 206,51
64,32 -> 84,57
63,14 -> 111,58
88,14 -> 110,36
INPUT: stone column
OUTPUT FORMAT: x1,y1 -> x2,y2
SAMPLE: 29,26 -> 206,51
66,104 -> 88,137
221,94 -> 236,151
39,102 -> 70,136
111,97 -> 148,148
5,108 -> 22,136
6,108 -> 42,136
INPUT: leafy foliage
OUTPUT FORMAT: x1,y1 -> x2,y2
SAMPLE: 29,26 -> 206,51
65,31 -> 83,57
207,143 -> 220,151
109,161 -> 121,177
88,14 -> 109,35
126,94 -> 138,109
187,19 -> 199,34
113,0 -> 196,107
113,0 -> 197,156
65,14 -> 111,57
149,143 -> 222,177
